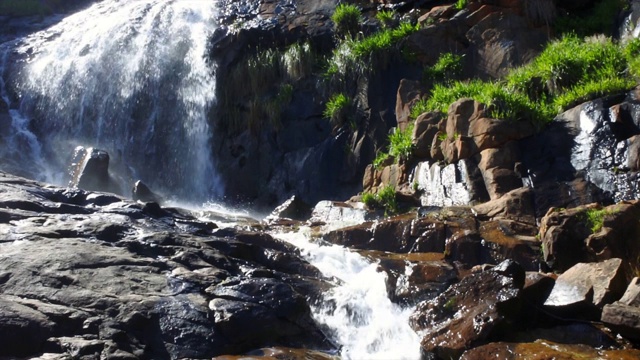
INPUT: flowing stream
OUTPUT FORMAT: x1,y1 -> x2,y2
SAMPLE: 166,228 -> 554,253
276,228 -> 422,360
0,0 -> 221,200
1,1 -> 423,358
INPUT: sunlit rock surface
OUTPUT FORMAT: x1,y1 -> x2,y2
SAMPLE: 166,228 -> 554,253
0,172 -> 333,359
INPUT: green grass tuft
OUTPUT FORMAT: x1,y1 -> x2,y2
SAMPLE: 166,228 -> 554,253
411,35 -> 637,125
373,151 -> 390,169
332,3 -> 362,37
424,52 -> 464,83
455,0 -> 468,11
388,124 -> 414,162
323,93 -> 351,128
362,185 -> 398,215
376,10 -> 396,28
584,208 -> 610,233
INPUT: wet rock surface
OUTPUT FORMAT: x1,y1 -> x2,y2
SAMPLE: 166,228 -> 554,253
544,258 -> 627,318
0,172 -> 333,359
409,260 -> 524,359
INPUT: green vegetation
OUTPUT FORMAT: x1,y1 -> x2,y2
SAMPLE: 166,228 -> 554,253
411,35 -> 638,124
218,43 -> 318,134
554,0 -> 627,37
0,0 -> 49,17
325,21 -> 419,95
455,0 -> 468,11
423,52 -> 464,83
388,124 -> 414,162
362,185 -> 398,215
584,208 -> 611,233
376,10 -> 396,28
444,296 -> 457,311
373,151 -> 390,170
332,3 -> 362,37
323,93 -> 351,128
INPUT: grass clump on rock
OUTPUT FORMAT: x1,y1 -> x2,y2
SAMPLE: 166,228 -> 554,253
411,35 -> 638,125
332,3 -> 362,38
362,185 -> 398,215
423,52 -> 464,83
323,93 -> 351,129
388,124 -> 414,163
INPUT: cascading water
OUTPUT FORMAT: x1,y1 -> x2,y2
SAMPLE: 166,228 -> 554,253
0,0 -> 222,200
2,2 -> 423,357
277,229 -> 422,360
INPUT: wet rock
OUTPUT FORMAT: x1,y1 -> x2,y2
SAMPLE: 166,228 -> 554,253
309,200 -> 374,225
521,93 -> 640,207
0,172 -> 332,358
375,253 -> 456,305
265,195 -> 312,223
413,158 -> 489,207
460,340 -> 640,360
213,347 -> 339,360
132,180 -> 162,204
474,187 -> 536,224
0,297 -> 55,357
208,278 -> 327,353
540,201 -> 640,272
409,261 -> 524,359
544,258 -> 626,318
602,277 -> 640,340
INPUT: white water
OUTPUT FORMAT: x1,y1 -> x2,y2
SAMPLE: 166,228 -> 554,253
0,0 -> 222,200
276,229 -> 422,360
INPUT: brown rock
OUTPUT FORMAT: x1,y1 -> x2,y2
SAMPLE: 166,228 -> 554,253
460,341 -> 640,360
601,277 -> 640,340
469,117 -> 536,153
446,98 -> 484,136
628,135 -> 640,171
405,21 -> 469,66
417,5 -> 456,26
395,79 -> 425,129
540,201 -> 640,272
410,262 -> 523,359
544,258 -> 626,315
474,187 -> 536,223
466,12 -> 548,79
412,112 -> 442,159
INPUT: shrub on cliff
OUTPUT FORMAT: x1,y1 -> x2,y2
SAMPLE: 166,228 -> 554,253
362,185 -> 398,215
388,124 -> 414,162
323,93 -> 351,129
332,4 -> 362,38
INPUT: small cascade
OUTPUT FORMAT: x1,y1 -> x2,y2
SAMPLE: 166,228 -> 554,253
1,0 -> 222,200
276,229 -> 422,360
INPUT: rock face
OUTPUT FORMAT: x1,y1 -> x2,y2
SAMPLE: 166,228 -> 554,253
544,259 -> 627,318
540,201 -> 640,272
602,277 -> 640,340
409,260 -> 524,358
0,172 -> 331,359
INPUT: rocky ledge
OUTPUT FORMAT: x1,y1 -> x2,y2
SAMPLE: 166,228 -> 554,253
0,172 -> 334,359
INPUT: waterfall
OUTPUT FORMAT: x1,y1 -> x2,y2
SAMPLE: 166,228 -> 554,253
0,0 -> 222,200
276,229 -> 422,360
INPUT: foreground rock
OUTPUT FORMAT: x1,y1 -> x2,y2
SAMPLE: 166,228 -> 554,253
602,277 -> 640,340
0,172 -> 332,358
409,260 -> 524,358
460,340 -> 640,359
544,258 -> 627,319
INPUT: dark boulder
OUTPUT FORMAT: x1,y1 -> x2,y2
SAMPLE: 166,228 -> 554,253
409,260 -> 524,358
132,180 -> 162,204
